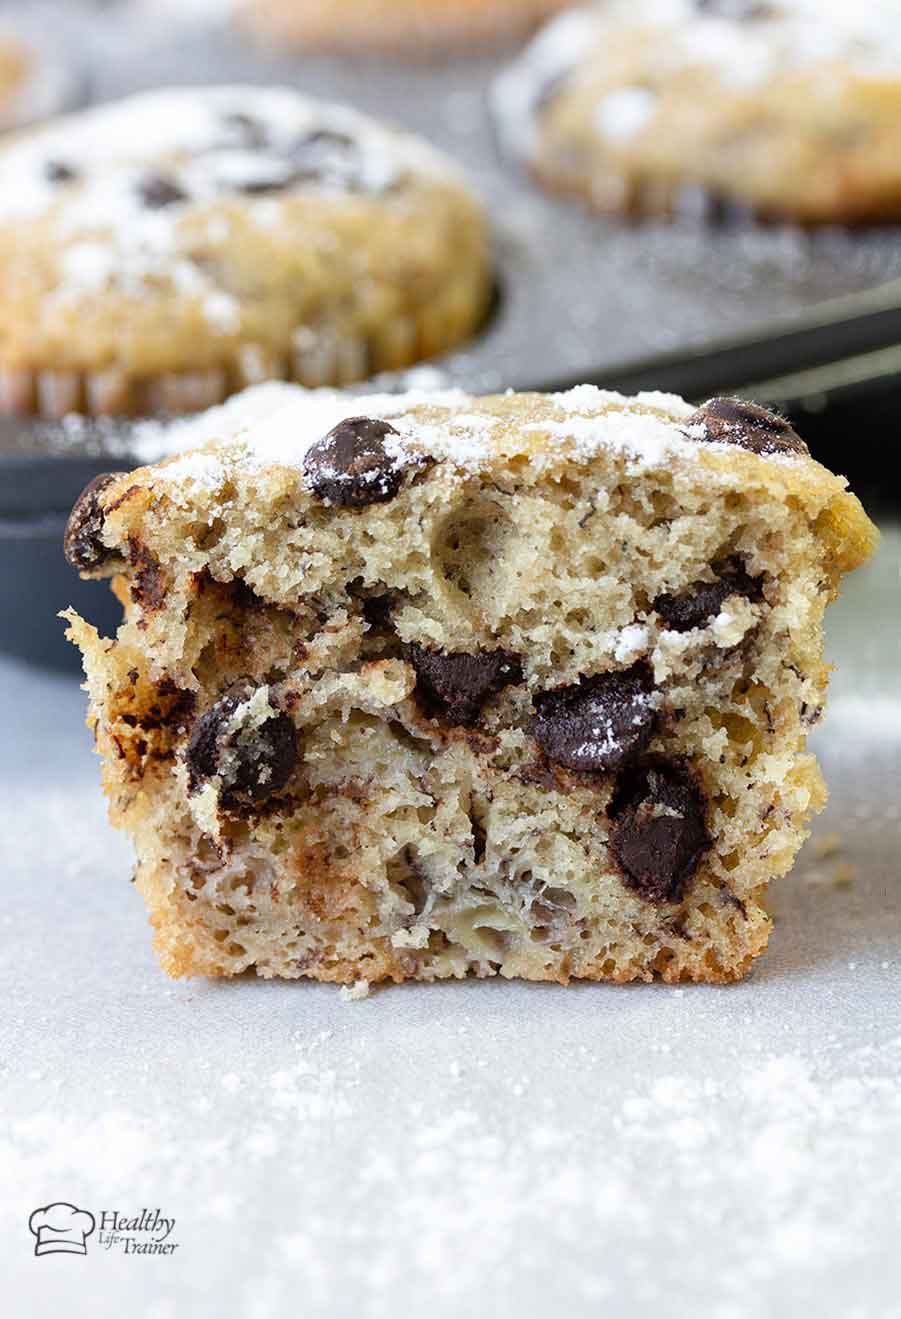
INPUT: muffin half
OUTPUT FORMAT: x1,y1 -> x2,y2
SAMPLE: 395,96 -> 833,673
65,384 -> 876,986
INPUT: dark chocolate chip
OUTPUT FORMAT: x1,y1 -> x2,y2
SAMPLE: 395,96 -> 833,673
654,562 -> 764,632
45,159 -> 79,184
137,174 -> 189,209
530,663 -> 659,774
186,690 -> 298,810
233,167 -> 295,196
295,129 -> 357,153
303,416 -> 408,509
685,398 -> 809,457
228,577 -> 267,611
64,473 -> 120,572
361,594 -> 396,630
409,645 -> 523,727
609,762 -> 710,904
289,129 -> 362,190
470,810 -> 487,865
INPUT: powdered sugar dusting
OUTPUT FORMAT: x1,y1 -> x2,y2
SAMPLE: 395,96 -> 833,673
595,88 -> 659,144
0,85 -> 463,312
6,1006 -> 901,1316
130,380 -> 804,499
525,410 -> 688,467
496,0 -> 901,158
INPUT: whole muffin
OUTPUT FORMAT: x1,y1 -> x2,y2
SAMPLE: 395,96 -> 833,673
496,0 -> 901,223
239,0 -> 578,55
0,86 -> 492,417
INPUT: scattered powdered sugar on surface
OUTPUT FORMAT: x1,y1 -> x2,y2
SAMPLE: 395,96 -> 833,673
5,987 -> 901,1317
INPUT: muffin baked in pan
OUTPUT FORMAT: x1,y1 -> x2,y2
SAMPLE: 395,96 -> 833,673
8,6 -> 901,423
238,0 -> 578,56
0,84 -> 491,417
495,0 -> 901,223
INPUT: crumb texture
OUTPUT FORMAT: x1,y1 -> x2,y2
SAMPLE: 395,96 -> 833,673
66,384 -> 876,987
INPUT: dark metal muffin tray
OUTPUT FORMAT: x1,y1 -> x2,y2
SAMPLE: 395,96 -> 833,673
6,0 -> 901,670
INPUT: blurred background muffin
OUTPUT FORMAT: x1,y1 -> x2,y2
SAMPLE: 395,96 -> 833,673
238,0 -> 579,56
496,0 -> 901,223
0,84 -> 492,417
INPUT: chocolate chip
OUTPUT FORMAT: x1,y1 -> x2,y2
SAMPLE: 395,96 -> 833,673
233,167 -> 295,196
219,111 -> 269,149
685,398 -> 809,457
609,762 -> 710,903
361,594 -> 395,630
289,129 -> 362,189
530,663 -> 660,774
45,159 -> 78,184
295,129 -> 356,154
303,417 -> 408,509
228,577 -> 267,611
654,562 -> 764,632
137,174 -> 189,209
186,690 -> 298,810
64,473 -> 120,572
409,645 -> 523,726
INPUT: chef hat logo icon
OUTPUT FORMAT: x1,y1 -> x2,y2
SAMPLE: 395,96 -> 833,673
29,1203 -> 96,1257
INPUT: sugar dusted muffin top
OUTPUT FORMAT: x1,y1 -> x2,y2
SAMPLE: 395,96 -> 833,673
121,380 -> 867,522
73,383 -> 875,678
496,0 -> 901,222
0,87 -> 491,417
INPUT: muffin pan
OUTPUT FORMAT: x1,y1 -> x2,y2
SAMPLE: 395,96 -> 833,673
6,0 -> 901,669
